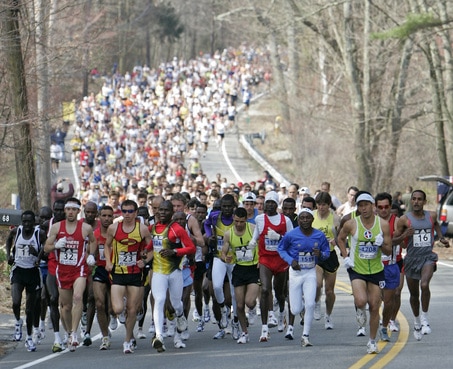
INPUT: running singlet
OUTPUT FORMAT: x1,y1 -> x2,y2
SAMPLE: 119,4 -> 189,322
214,215 -> 233,258
12,226 -> 41,269
151,223 -> 183,275
313,210 -> 336,251
55,219 -> 87,272
94,228 -> 107,267
258,214 -> 287,260
111,221 -> 144,275
382,214 -> 402,265
349,217 -> 384,275
405,211 -> 434,259
229,223 -> 257,266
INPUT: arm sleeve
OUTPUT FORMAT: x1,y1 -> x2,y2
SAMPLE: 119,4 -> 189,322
277,235 -> 293,266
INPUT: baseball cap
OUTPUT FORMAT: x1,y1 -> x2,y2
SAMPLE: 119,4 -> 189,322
242,192 -> 256,203
299,208 -> 314,217
356,193 -> 375,204
57,183 -> 64,191
265,191 -> 279,205
299,187 -> 311,195
280,182 -> 287,188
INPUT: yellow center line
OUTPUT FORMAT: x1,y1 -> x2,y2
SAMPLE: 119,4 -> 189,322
335,281 -> 409,369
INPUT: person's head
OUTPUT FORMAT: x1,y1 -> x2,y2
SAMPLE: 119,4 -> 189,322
137,192 -> 148,207
53,200 -> 66,222
172,211 -> 187,228
195,203 -> 208,223
298,208 -> 315,231
298,186 -> 311,199
255,195 -> 265,214
109,191 -> 120,207
121,199 -> 138,221
375,192 -> 392,220
98,205 -> 114,230
198,192 -> 207,205
315,191 -> 332,216
21,210 -> 36,232
64,197 -> 82,222
264,191 -> 279,216
38,206 -> 52,226
347,186 -> 359,205
137,206 -> 150,220
282,197 -> 296,217
84,201 -> 98,224
411,190 -> 427,211
242,192 -> 256,216
321,181 -> 331,193
287,184 -> 299,200
355,192 -> 375,219
233,207 -> 248,233
171,192 -> 188,213
188,198 -> 201,215
158,200 -> 174,224
220,194 -> 236,217
302,196 -> 316,210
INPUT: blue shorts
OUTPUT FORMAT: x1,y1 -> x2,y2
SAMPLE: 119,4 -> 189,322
383,263 -> 400,290
182,267 -> 193,288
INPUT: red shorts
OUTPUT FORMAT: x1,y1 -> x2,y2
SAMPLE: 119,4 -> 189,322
56,265 -> 88,289
259,255 -> 288,275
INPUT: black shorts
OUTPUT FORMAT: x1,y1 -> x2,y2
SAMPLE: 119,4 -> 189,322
10,266 -> 42,292
194,261 -> 207,281
348,268 -> 386,288
317,250 -> 340,273
232,264 -> 260,287
111,272 -> 143,287
93,266 -> 110,284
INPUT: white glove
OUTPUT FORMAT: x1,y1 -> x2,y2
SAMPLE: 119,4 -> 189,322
267,228 -> 281,241
55,237 -> 67,249
87,254 -> 96,266
374,234 -> 383,247
247,239 -> 257,250
344,257 -> 354,269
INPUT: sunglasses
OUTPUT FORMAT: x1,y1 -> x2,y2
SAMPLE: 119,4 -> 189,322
121,209 -> 136,214
377,205 -> 390,210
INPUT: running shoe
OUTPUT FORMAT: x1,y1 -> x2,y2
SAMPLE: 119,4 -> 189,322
39,327 -> 46,341
220,306 -> 229,329
148,320 -> 156,334
357,327 -> 366,337
356,308 -> 366,327
14,319 -> 23,341
421,315 -> 431,335
301,335 -> 312,347
119,310 -> 126,324
69,333 -> 79,352
174,332 -> 186,348
231,320 -> 240,340
203,305 -> 211,323
314,301 -> 322,320
83,332 -> 92,346
136,307 -> 144,322
99,336 -> 110,350
152,335 -> 166,352
52,342 -> 63,353
32,328 -> 41,345
192,310 -> 201,322
25,338 -> 37,352
137,328 -> 146,339
130,338 -> 137,350
181,328 -> 190,341
109,316 -> 118,331
367,340 -> 379,354
285,325 -> 294,340
237,332 -> 249,344
213,329 -> 225,339
123,341 -> 133,354
167,320 -> 175,337
389,320 -> 399,332
176,314 -> 188,333
197,320 -> 205,332
414,326 -> 422,341
259,326 -> 269,342
278,312 -> 285,332
247,307 -> 257,326
380,327 -> 390,342
325,316 -> 334,330
300,312 -> 305,326
268,312 -> 278,328
81,311 -> 88,326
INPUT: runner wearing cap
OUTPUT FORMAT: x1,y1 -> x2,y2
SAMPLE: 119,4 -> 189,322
278,208 -> 330,347
250,191 -> 293,342
336,192 -> 392,355
242,191 -> 258,224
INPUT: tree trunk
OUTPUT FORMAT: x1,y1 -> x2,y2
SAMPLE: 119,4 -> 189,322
2,0 -> 38,211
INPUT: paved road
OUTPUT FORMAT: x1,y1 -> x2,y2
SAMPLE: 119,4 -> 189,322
2,260 -> 453,369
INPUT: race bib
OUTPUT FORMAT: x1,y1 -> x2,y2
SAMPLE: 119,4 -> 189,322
59,248 -> 77,265
153,237 -> 163,252
235,247 -> 254,263
217,236 -> 224,252
298,252 -> 316,269
264,237 -> 278,252
413,229 -> 431,248
118,251 -> 137,266
16,244 -> 32,259
99,245 -> 105,261
358,242 -> 378,259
